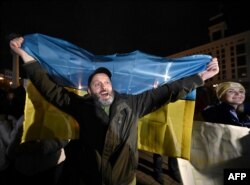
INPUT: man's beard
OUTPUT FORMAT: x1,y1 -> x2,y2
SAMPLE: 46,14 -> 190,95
94,91 -> 114,106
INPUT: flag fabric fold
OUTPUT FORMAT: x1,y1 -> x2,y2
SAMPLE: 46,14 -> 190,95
178,121 -> 250,185
22,33 -> 211,96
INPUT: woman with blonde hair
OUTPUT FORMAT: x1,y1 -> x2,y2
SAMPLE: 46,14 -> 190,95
202,82 -> 250,127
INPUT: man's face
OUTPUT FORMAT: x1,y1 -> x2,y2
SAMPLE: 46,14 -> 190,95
88,73 -> 114,106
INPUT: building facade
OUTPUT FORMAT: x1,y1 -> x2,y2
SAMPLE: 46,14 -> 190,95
168,14 -> 250,100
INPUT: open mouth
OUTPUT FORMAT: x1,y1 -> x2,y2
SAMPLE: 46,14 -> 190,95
100,92 -> 109,98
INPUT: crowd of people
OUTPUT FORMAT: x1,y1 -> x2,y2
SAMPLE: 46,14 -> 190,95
2,33 -> 249,185
0,82 -> 70,185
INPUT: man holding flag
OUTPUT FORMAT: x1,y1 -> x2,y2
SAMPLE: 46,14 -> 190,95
10,36 -> 219,185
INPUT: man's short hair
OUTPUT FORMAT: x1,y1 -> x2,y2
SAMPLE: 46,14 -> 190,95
88,67 -> 112,86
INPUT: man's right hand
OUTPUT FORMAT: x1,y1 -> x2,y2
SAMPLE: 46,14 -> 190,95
10,37 -> 35,63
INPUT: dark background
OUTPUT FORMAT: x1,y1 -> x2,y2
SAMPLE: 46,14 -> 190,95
1,0 -> 249,70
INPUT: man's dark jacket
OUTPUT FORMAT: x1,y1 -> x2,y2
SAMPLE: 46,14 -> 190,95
23,61 -> 204,185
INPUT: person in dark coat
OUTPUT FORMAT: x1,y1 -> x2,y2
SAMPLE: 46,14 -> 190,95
10,36 -> 219,185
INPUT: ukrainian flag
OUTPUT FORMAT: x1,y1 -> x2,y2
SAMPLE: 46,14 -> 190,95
21,33 -> 211,160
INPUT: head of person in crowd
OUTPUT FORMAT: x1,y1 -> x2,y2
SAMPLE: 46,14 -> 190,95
87,67 -> 114,106
216,81 -> 245,109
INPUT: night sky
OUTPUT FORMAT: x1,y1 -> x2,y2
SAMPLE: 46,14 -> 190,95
1,0 -> 249,70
